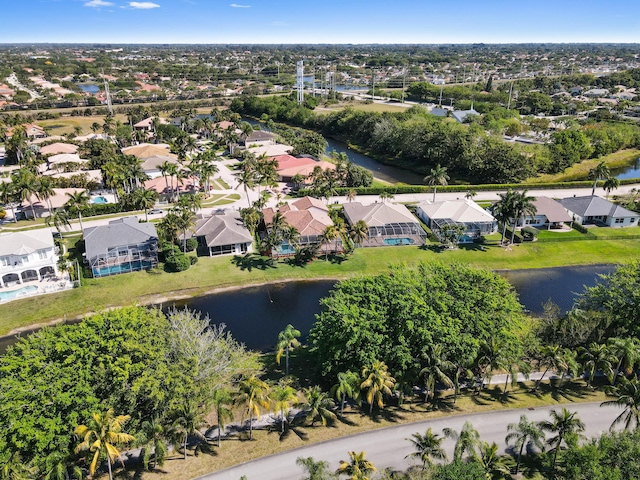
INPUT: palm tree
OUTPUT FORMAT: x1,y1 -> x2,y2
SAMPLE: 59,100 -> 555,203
539,407 -> 585,468
41,451 -> 83,480
12,168 -> 39,219
557,348 -> 580,389
271,383 -> 297,433
134,188 -> 159,222
443,421 -> 481,462
0,182 -> 18,223
535,344 -> 565,391
349,220 -> 369,248
296,456 -> 336,480
378,191 -> 394,203
589,161 -> 610,196
236,166 -> 257,207
276,324 -> 301,376
139,418 -> 168,470
579,342 -> 615,387
405,427 -> 447,470
346,189 -> 357,203
419,344 -> 454,403
64,190 -> 90,231
331,370 -> 361,416
505,414 -> 545,474
608,337 -> 640,385
603,176 -> 620,199
321,225 -> 339,261
423,164 -> 449,202
510,190 -> 537,244
601,376 -> 640,432
236,375 -> 271,440
301,386 -> 337,427
336,451 -> 376,480
74,409 -> 135,480
477,441 -> 514,480
360,360 -> 395,414
465,189 -> 477,200
491,190 -> 516,245
46,210 -> 72,238
0,452 -> 36,480
170,402 -> 207,460
36,176 -> 56,212
211,389 -> 235,448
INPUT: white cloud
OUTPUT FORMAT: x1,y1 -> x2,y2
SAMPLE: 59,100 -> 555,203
128,1 -> 160,8
85,0 -> 114,6
230,3 -> 250,7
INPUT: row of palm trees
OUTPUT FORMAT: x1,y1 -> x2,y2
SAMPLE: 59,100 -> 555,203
490,188 -> 538,245
589,160 -> 620,199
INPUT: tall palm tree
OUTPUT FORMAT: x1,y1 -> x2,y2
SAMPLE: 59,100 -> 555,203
74,409 -> 135,480
0,182 -> 18,223
331,370 -> 361,416
538,407 -> 585,468
336,451 -> 376,480
579,342 -> 615,387
346,189 -> 357,203
139,418 -> 168,470
211,389 -> 235,448
601,376 -> 640,432
603,176 -> 620,199
589,161 -> 610,196
378,191 -> 394,203
301,386 -> 337,427
170,402 -> 206,460
321,225 -> 339,261
423,164 -> 449,202
41,451 -> 83,480
46,210 -> 72,238
491,190 -> 516,245
349,220 -> 369,248
510,190 -> 537,244
443,421 -> 481,462
296,456 -> 335,480
236,375 -> 271,440
477,441 -> 514,480
557,348 -> 580,389
271,383 -> 297,433
0,452 -> 36,480
36,176 -> 56,213
405,427 -> 447,470
419,344 -> 454,403
64,190 -> 90,231
236,165 -> 257,207
535,344 -> 565,391
12,168 -> 39,219
360,360 -> 395,414
134,188 -> 159,222
276,324 -> 302,376
505,414 -> 545,474
608,337 -> 640,385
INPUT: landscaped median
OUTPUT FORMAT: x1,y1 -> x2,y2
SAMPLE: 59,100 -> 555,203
137,380 -> 608,480
1,238 -> 639,337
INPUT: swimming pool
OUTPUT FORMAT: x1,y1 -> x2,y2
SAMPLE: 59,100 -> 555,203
93,260 -> 153,277
0,285 -> 39,302
92,196 -> 109,204
383,237 -> 415,246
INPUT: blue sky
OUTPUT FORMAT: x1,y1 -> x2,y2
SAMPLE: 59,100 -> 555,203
2,0 -> 640,44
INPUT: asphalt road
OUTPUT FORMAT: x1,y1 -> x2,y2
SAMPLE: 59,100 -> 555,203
196,402 -> 621,480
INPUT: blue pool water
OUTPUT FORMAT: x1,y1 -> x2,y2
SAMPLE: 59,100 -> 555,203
276,243 -> 296,255
92,196 -> 108,204
383,237 -> 415,246
93,261 -> 153,277
0,285 -> 38,301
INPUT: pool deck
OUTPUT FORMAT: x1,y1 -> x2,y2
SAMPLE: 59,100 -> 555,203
0,276 -> 74,304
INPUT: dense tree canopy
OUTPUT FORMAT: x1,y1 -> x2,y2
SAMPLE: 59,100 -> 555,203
0,306 -> 253,473
308,262 -> 527,381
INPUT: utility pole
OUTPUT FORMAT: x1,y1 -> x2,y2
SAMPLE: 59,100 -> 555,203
507,81 -> 514,110
401,67 -> 406,103
296,60 -> 304,105
333,64 -> 337,101
371,67 -> 375,101
439,84 -> 443,107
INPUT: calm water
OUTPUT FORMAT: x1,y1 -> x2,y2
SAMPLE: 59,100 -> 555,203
613,157 -> 640,180
77,84 -> 99,94
0,265 -> 617,354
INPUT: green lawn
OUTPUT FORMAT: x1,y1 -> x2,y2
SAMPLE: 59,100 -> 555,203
1,239 -> 637,336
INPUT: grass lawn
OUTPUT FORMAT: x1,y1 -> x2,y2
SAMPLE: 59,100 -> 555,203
38,114 -> 128,136
528,149 -> 640,183
316,102 -> 411,114
588,225 -> 640,238
1,239 -> 637,336
116,379 -> 608,480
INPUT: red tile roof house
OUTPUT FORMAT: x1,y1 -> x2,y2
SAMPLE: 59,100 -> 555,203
271,154 -> 337,183
262,196 -> 341,257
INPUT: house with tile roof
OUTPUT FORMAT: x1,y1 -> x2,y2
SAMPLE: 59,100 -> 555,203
343,201 -> 427,247
262,196 -> 338,256
183,212 -> 253,257
39,142 -> 79,156
518,197 -> 572,229
271,154 -> 337,182
416,199 -> 496,242
559,195 -> 639,227
83,217 -> 158,278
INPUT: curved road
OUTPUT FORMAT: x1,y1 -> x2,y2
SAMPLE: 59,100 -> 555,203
197,402 -> 620,480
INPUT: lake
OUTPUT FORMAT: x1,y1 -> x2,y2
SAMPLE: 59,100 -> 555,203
0,264 -> 617,354
77,84 -> 99,94
613,157 -> 640,180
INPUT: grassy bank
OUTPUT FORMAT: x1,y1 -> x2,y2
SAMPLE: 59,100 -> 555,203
529,148 -> 640,183
118,380 -> 608,480
1,238 -> 638,337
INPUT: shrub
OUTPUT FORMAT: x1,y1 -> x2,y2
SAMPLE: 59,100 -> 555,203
185,238 -> 198,252
189,256 -> 198,265
165,253 -> 190,272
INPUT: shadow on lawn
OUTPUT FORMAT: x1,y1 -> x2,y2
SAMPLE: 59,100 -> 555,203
231,253 -> 276,272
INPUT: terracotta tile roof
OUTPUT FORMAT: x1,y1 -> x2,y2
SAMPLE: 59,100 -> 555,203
262,196 -> 332,236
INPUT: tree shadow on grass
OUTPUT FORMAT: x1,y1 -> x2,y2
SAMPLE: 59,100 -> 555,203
365,407 -> 405,424
231,253 -> 276,272
419,244 -> 445,253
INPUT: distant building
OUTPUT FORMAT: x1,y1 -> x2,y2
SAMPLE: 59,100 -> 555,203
559,195 -> 639,228
0,230 -> 59,291
186,212 -> 254,257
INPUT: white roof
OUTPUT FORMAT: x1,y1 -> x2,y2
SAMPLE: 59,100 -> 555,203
417,199 -> 495,223
0,230 -> 54,256
48,153 -> 86,164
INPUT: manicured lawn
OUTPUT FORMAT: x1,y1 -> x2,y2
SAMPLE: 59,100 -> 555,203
316,102 -> 411,114
38,114 -> 128,135
118,379 -> 608,480
588,225 -> 640,238
1,239 -> 637,336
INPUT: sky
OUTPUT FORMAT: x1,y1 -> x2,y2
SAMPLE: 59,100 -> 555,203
1,0 -> 640,44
